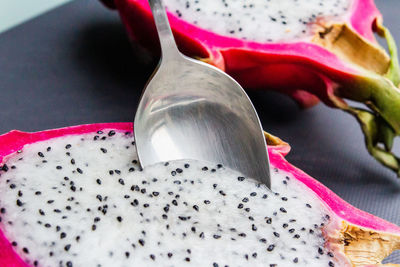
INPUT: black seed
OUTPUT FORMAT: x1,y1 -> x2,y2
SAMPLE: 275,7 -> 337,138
152,192 -> 159,196
76,168 -> 83,174
35,191 -> 41,195
204,200 -> 210,204
92,225 -> 96,231
118,179 -> 125,185
289,228 -> 295,233
44,223 -> 51,228
64,144 -> 72,149
108,130 -> 116,136
252,224 -> 257,231
202,166 -> 208,171
39,209 -> 45,216
70,186 -> 76,192
185,257 -> 190,262
176,168 -> 183,173
193,205 -> 199,211
280,207 -> 287,213
11,241 -> 17,246
281,197 -> 288,201
9,184 -> 16,189
60,232 -> 67,239
38,152 -> 45,157
250,192 -> 257,196
56,166 -> 62,170
238,203 -> 244,209
238,233 -> 246,237
259,238 -> 267,243
139,239 -> 145,246
273,232 -> 280,237
199,232 -> 205,239
143,203 -> 150,208
306,203 -> 312,208
168,252 -> 173,258
267,244 -> 275,251
219,190 -> 226,196
293,234 -> 300,239
329,261 -> 335,267
64,244 -> 71,251
100,148 -> 107,153
184,163 -> 190,168
238,176 -> 245,181
242,197 -> 249,203
172,200 -> 178,206
293,257 -> 298,263
1,164 -> 9,172
16,199 -> 23,207
22,247 -> 29,254
318,247 -> 324,255
0,208 -> 5,214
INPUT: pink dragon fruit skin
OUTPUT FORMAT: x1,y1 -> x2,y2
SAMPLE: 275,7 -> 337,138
102,0 -> 400,175
0,123 -> 399,266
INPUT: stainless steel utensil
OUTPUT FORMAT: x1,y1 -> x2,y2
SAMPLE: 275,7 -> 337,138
134,0 -> 271,187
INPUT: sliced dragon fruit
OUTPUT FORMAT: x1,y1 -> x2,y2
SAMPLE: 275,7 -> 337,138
0,123 -> 399,266
101,0 -> 400,175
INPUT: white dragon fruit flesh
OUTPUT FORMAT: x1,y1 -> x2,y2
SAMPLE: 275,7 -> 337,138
0,123 -> 399,266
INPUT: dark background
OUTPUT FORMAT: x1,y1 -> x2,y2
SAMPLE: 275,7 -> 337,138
0,0 -> 399,263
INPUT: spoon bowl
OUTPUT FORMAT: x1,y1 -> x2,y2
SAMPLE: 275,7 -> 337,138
134,0 -> 271,187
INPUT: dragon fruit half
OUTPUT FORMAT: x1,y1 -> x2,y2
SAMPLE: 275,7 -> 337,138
100,0 -> 400,175
0,123 -> 399,266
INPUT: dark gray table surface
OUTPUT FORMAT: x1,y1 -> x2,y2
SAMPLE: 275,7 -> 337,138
0,0 -> 399,263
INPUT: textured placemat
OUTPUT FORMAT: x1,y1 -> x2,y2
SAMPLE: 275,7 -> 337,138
0,0 -> 399,263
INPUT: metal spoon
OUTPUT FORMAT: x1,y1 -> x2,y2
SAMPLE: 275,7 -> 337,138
134,0 -> 271,188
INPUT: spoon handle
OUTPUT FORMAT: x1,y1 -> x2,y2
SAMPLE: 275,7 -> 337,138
148,0 -> 181,60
